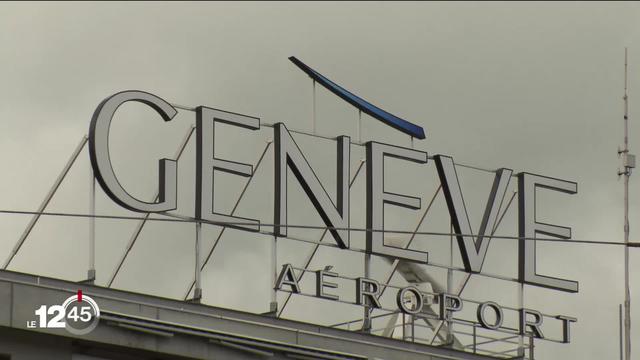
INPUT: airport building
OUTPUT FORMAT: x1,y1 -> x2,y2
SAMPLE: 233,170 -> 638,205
0,270 -> 501,360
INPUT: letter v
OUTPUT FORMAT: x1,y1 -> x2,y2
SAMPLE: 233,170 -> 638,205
434,155 -> 513,273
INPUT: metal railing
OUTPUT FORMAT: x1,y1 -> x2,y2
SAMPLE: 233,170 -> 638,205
333,310 -> 535,359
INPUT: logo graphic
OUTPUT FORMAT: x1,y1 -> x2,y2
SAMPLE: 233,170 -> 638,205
289,56 -> 426,139
27,290 -> 100,335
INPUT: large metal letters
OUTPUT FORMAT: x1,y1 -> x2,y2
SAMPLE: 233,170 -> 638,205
89,91 -> 580,294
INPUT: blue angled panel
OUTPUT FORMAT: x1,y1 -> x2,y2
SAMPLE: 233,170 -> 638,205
289,56 -> 426,140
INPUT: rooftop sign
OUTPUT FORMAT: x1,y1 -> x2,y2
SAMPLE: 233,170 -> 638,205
86,59 -> 580,348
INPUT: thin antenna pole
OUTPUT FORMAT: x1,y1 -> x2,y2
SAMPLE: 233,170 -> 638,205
622,47 -> 632,360
620,303 -> 624,360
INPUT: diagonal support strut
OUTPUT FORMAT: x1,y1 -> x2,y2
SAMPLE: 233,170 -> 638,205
3,135 -> 88,270
183,141 -> 273,300
276,159 -> 366,317
107,125 -> 195,287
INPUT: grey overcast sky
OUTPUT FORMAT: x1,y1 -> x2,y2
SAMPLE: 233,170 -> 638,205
0,2 -> 639,358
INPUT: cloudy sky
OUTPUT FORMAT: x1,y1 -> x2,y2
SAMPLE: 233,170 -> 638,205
0,2 -> 639,358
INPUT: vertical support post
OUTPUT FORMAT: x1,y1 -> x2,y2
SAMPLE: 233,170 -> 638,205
270,235 -> 278,313
402,313 -> 414,341
275,149 -> 363,319
447,222 -> 454,344
473,325 -> 477,354
109,125 -> 195,289
193,222 -> 202,302
363,252 -> 371,333
518,283 -> 525,357
87,169 -> 96,282
529,334 -> 535,360
411,314 -> 415,342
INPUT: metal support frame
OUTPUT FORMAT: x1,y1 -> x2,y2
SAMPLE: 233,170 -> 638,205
87,168 -> 96,282
325,185 -> 446,341
377,186 -> 447,343
374,185 -> 442,299
364,185 -> 459,346
358,110 -> 362,143
320,185 -> 447,342
452,191 -> 517,296
312,80 -> 317,135
3,135 -> 88,270
363,252 -> 372,332
183,141 -> 273,300
447,221 -> 454,343
270,234 -> 278,313
277,159 -> 366,318
427,191 -> 517,348
517,283 -> 524,356
193,222 -> 203,302
107,126 -> 195,287
401,313 -> 415,341
464,334 -> 519,350
473,326 -> 477,354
